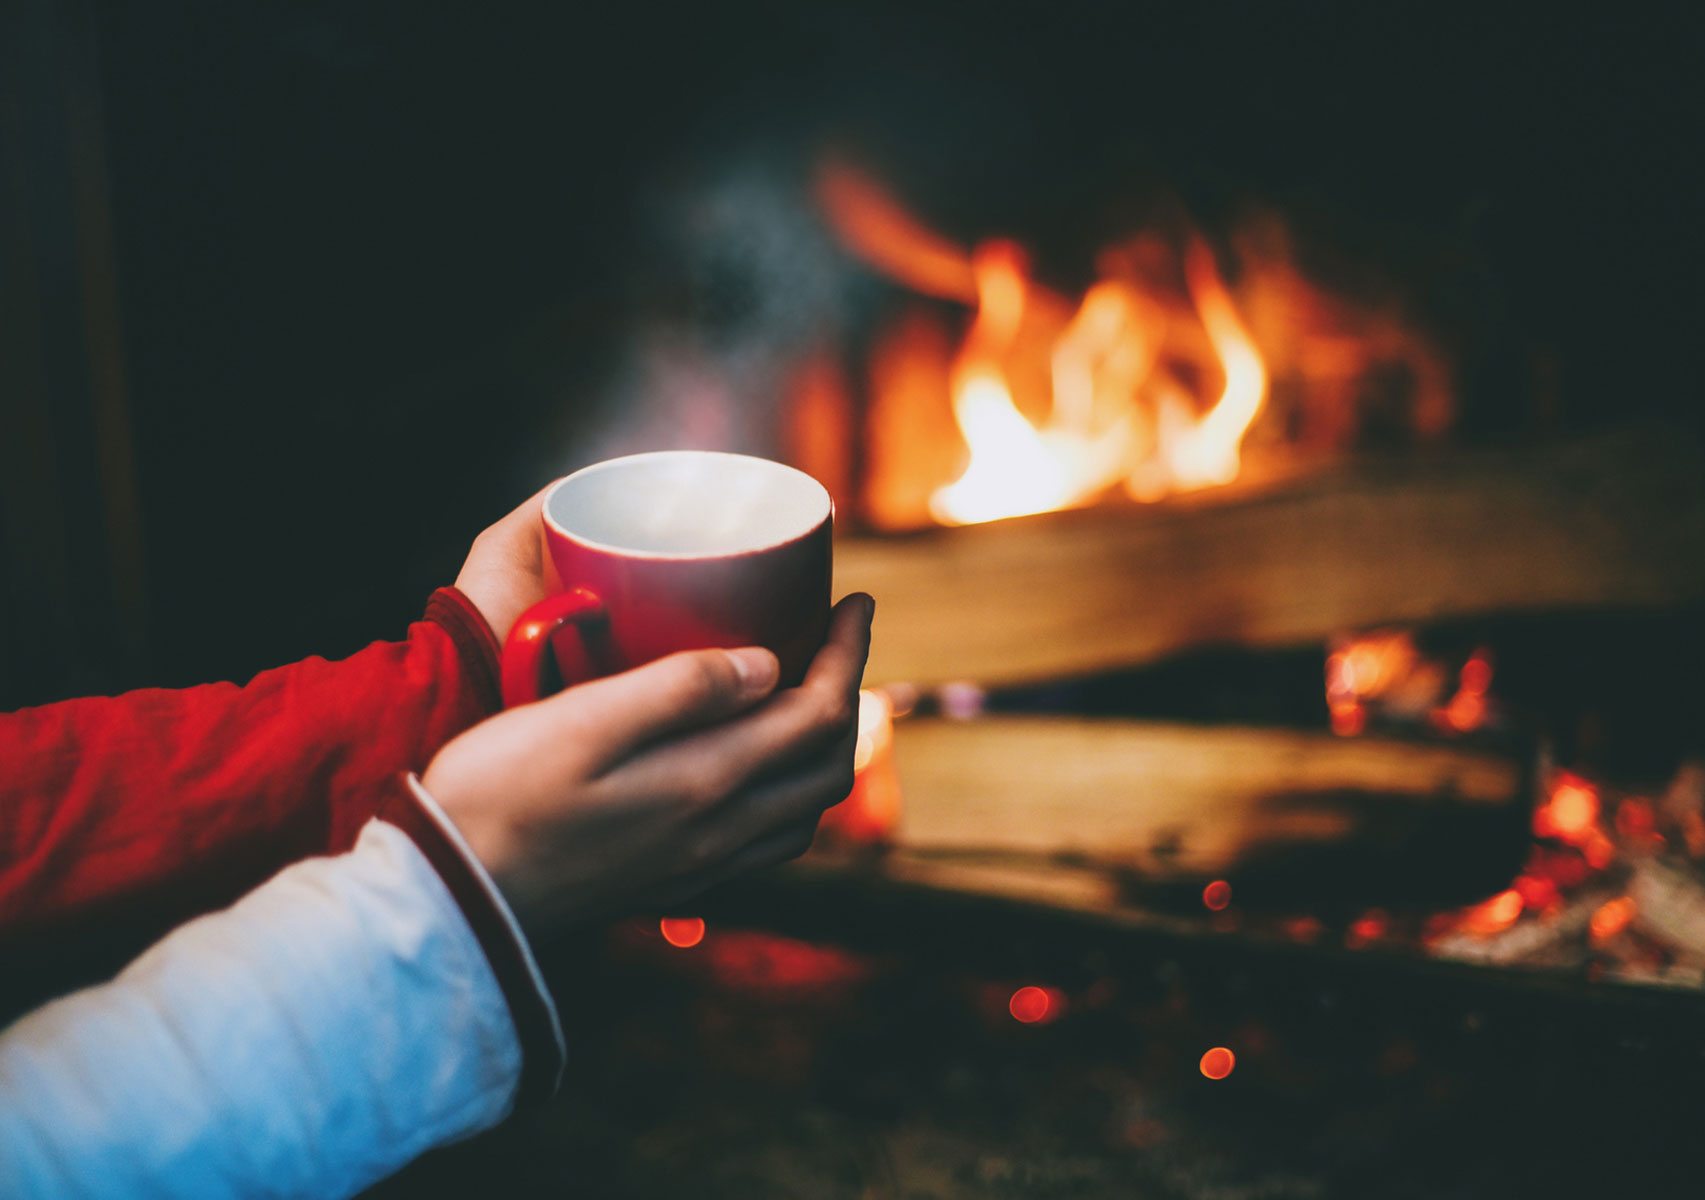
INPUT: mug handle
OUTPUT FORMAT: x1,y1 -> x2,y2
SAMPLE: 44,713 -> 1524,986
500,587 -> 608,707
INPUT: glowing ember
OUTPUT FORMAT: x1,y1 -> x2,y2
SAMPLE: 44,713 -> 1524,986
1202,880 -> 1233,912
1325,630 -> 1422,736
851,688 -> 894,773
820,690 -> 902,844
1583,830 -> 1616,870
1008,985 -> 1061,1024
1615,797 -> 1657,842
1512,874 -> 1560,913
1347,909 -> 1391,947
1589,896 -> 1637,943
1199,1047 -> 1236,1080
1534,774 -> 1601,845
1452,888 -> 1524,937
1432,648 -> 1494,734
659,917 -> 706,949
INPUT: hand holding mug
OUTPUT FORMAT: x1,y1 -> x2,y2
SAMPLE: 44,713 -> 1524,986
500,451 -> 834,702
422,594 -> 874,934
431,451 -> 863,934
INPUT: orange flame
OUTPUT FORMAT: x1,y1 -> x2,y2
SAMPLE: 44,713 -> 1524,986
930,243 -> 1134,524
820,162 -> 1281,527
1130,241 -> 1268,498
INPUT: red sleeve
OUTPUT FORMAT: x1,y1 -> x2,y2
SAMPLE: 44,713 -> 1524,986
0,588 -> 503,1015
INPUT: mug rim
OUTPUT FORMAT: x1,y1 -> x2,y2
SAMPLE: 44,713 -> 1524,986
541,450 -> 833,562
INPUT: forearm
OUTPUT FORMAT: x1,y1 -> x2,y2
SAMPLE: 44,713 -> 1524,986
0,805 -> 559,1199
0,589 -> 501,1009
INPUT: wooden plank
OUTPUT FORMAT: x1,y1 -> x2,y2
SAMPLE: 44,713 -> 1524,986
890,716 -> 1528,881
836,431 -> 1705,687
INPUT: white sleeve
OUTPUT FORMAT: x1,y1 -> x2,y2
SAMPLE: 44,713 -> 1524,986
0,819 -> 524,1200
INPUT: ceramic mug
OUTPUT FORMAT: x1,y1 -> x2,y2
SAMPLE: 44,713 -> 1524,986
500,450 -> 834,706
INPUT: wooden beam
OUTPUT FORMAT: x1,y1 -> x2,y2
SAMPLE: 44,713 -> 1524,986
889,716 -> 1529,883
835,431 -> 1705,687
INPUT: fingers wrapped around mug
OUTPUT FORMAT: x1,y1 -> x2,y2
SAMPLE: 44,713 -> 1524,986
598,594 -> 874,802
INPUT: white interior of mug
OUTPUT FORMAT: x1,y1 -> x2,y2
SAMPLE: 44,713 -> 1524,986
545,451 -> 831,558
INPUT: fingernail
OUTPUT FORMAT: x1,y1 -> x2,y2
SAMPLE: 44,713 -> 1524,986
860,594 -> 876,621
725,647 -> 779,693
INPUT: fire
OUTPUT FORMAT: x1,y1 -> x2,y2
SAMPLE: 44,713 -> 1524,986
817,160 -> 1449,529
1589,896 -> 1636,942
926,237 -> 1266,525
1135,241 -> 1268,496
1451,888 -> 1524,937
929,243 -> 1132,524
1533,773 -> 1601,846
818,689 -> 902,844
1325,630 -> 1420,735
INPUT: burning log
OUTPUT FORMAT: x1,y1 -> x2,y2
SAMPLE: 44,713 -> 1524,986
889,716 -> 1530,904
837,431 -> 1705,688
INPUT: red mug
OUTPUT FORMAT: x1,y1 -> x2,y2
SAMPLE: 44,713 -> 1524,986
500,450 -> 834,706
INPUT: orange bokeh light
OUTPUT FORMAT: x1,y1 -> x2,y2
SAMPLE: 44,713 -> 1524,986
1199,1047 -> 1236,1080
1533,774 -> 1601,845
1589,896 -> 1636,943
1202,880 -> 1233,912
1008,985 -> 1060,1024
1512,874 -> 1559,913
1453,888 -> 1524,937
1347,909 -> 1391,946
660,917 -> 706,949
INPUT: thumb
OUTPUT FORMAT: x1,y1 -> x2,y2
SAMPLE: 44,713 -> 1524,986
550,646 -> 781,771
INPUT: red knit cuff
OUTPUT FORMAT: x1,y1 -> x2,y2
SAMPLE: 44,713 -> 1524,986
424,587 -> 504,720
376,772 -> 564,1106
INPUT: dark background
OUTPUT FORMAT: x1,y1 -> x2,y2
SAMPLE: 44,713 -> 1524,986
4,0 -> 1703,708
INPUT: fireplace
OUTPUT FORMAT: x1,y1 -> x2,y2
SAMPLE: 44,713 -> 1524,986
11,2 -> 1705,1193
601,148 -> 1705,995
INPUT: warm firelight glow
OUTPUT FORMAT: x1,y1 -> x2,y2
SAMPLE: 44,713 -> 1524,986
1533,774 -> 1601,845
819,162 -> 1293,527
1453,888 -> 1524,937
1433,648 -> 1494,734
819,689 -> 902,843
1325,631 -> 1419,736
1009,985 -> 1062,1024
1589,896 -> 1636,943
660,917 -> 706,949
1347,909 -> 1391,947
1199,1047 -> 1236,1080
929,243 -> 1133,524
1130,241 -> 1268,496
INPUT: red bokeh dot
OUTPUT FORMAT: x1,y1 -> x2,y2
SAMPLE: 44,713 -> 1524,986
1202,880 -> 1233,912
660,917 -> 706,948
1009,986 -> 1054,1024
1200,1046 -> 1236,1080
